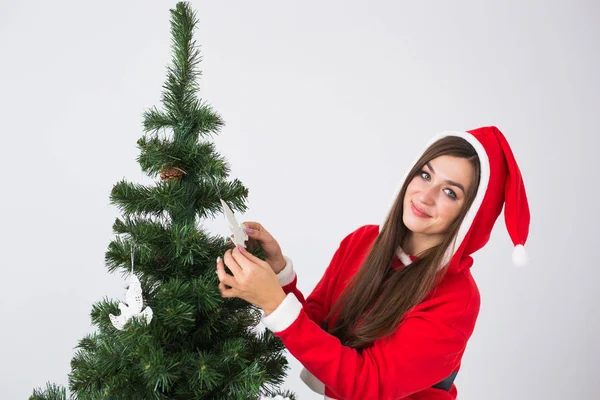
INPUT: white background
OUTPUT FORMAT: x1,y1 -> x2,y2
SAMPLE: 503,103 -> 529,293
1,0 -> 598,399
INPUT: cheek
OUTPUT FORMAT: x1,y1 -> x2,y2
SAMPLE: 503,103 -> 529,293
405,178 -> 420,195
437,200 -> 463,222
403,181 -> 417,205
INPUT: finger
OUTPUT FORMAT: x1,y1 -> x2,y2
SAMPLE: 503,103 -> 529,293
242,221 -> 263,231
233,245 -> 267,269
216,255 -> 238,287
224,249 -> 244,276
218,281 -> 236,298
242,221 -> 265,237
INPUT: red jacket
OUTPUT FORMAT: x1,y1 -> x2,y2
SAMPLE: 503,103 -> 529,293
261,224 -> 480,400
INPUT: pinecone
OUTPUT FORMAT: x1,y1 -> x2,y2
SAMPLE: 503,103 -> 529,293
160,166 -> 187,181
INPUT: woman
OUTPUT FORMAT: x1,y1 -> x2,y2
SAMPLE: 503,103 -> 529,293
216,126 -> 530,400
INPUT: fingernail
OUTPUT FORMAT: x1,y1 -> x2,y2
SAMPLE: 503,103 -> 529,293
217,256 -> 221,264
237,245 -> 245,252
245,227 -> 254,234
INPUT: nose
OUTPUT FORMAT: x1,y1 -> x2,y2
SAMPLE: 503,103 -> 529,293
418,185 -> 436,205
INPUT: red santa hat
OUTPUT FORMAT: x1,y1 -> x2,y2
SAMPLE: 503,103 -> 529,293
489,127 -> 531,267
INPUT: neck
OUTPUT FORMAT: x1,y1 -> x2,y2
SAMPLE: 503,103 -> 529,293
403,232 -> 443,256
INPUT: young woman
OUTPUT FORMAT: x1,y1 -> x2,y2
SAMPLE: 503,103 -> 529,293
216,126 -> 531,400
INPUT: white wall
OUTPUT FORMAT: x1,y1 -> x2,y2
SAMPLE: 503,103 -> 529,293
1,0 -> 598,398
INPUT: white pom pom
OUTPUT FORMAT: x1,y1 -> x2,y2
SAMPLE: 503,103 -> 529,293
512,244 -> 529,267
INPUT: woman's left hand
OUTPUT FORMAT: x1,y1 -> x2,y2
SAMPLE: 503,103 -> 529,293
216,245 -> 287,316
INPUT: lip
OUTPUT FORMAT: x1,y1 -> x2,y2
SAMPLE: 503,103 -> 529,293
411,201 -> 431,218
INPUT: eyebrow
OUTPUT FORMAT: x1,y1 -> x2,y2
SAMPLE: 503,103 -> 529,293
425,162 -> 466,194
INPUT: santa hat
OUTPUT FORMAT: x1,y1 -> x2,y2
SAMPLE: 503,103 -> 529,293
491,127 -> 530,267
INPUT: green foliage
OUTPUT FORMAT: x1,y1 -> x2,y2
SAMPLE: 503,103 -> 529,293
32,2 -> 294,399
30,383 -> 66,400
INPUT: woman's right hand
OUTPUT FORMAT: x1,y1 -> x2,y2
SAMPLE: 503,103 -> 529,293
230,221 -> 287,274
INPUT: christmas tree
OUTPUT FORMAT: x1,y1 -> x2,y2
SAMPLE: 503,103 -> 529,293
31,3 -> 295,399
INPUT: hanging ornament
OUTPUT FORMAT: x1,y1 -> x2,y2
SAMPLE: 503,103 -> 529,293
209,176 -> 249,248
109,245 -> 153,330
220,198 -> 248,248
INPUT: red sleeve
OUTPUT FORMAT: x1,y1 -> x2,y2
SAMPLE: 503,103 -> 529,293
261,290 -> 474,400
275,227 -> 363,327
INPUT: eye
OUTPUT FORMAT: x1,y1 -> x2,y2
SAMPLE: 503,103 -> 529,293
444,189 -> 457,199
419,170 -> 430,180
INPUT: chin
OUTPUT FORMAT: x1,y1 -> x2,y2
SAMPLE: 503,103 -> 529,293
402,214 -> 425,234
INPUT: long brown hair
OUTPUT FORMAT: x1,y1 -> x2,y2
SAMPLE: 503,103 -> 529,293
327,136 -> 481,349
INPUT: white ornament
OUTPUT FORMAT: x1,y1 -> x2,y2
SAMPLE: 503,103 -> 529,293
220,198 -> 248,248
260,395 -> 289,400
109,246 -> 153,330
109,274 -> 153,330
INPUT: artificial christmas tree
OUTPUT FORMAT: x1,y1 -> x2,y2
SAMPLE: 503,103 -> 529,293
31,3 -> 295,399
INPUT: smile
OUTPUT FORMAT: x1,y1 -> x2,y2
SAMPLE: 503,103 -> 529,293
411,201 -> 431,218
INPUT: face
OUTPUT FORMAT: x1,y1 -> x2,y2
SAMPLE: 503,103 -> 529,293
402,155 -> 474,246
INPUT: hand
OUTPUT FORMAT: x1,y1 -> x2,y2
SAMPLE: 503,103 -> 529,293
217,245 -> 287,316
229,221 -> 286,273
